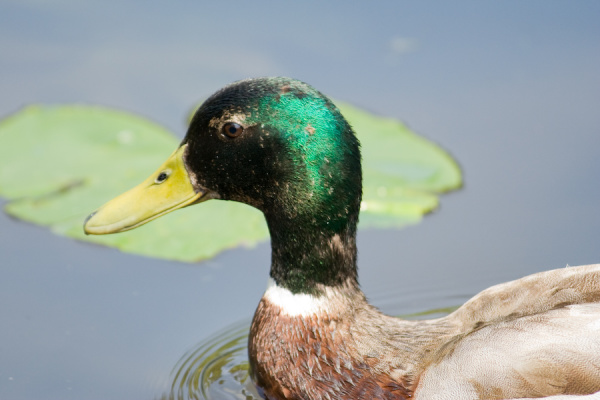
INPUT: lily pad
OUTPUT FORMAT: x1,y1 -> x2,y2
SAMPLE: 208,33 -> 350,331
340,102 -> 461,227
0,103 -> 461,262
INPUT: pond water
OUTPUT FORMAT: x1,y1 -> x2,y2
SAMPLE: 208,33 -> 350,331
1,2 -> 599,400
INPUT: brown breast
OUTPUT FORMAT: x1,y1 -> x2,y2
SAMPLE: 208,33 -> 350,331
248,297 -> 413,400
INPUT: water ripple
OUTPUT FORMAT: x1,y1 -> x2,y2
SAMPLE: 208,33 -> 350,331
158,321 -> 259,400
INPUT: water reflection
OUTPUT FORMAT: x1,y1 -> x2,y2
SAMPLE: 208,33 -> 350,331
160,320 -> 260,400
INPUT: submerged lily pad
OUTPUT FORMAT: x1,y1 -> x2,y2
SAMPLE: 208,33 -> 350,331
0,103 -> 461,262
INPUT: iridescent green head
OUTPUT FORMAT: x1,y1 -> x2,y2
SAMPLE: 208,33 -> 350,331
185,77 -> 362,233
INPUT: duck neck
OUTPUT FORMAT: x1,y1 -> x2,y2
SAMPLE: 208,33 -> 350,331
264,210 -> 359,295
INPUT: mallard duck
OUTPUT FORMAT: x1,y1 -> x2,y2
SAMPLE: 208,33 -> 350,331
84,77 -> 600,400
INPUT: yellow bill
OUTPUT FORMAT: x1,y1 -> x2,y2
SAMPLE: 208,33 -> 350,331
84,144 -> 205,235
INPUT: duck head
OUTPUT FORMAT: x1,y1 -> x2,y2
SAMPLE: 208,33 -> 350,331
84,77 -> 362,294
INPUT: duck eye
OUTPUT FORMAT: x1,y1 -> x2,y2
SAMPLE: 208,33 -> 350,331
222,122 -> 244,138
155,171 -> 170,184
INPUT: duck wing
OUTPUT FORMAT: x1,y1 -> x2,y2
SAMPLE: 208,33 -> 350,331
416,264 -> 600,399
451,263 -> 600,329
